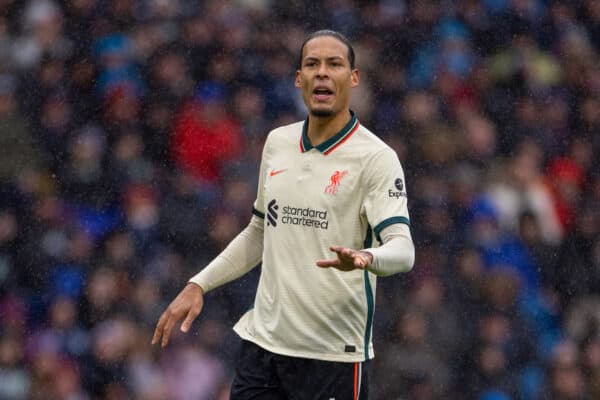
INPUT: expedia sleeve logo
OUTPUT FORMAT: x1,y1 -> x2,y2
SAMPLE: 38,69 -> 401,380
266,199 -> 329,229
389,178 -> 407,198
395,178 -> 404,191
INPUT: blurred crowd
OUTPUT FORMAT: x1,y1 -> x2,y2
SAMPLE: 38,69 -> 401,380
0,0 -> 599,399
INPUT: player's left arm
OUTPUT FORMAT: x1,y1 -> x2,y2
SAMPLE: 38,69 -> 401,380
316,147 -> 415,275
316,246 -> 375,271
315,225 -> 414,275
363,223 -> 414,276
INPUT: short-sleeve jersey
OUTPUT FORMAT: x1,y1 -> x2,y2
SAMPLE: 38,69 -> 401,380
234,112 -> 410,362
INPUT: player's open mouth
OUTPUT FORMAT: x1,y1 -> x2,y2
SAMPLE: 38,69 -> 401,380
312,87 -> 333,101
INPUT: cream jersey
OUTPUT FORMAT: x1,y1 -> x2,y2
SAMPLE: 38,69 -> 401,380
233,113 -> 411,362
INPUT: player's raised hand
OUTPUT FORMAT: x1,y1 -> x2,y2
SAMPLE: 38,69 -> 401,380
152,282 -> 204,348
316,246 -> 373,271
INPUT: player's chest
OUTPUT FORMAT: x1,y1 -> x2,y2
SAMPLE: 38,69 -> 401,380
263,151 -> 361,207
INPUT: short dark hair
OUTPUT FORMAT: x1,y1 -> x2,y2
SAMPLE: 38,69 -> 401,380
297,29 -> 355,70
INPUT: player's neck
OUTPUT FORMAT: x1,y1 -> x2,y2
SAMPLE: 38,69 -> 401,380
306,110 -> 352,147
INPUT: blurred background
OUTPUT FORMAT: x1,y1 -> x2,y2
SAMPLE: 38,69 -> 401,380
0,0 -> 599,399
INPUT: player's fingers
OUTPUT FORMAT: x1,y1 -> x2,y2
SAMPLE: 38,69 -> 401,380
151,313 -> 167,345
329,246 -> 354,260
341,248 -> 356,259
181,304 -> 201,333
316,258 -> 340,267
161,316 -> 177,348
329,245 -> 344,253
334,248 -> 357,264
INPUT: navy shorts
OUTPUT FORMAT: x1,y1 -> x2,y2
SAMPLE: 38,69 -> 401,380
230,340 -> 369,400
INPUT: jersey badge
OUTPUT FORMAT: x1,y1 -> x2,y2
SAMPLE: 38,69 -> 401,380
324,170 -> 348,195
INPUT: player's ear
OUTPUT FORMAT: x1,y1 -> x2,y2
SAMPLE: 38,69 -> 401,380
351,69 -> 360,88
295,70 -> 301,88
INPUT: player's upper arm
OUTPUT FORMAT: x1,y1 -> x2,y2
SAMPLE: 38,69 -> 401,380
252,132 -> 275,218
362,147 -> 410,244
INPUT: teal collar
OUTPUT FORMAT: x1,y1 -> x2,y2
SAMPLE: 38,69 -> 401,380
300,111 -> 359,155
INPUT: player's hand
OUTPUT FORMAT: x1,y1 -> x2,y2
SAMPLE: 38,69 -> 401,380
316,246 -> 373,271
152,282 -> 204,348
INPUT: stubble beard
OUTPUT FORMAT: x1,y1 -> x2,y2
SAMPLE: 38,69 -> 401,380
310,108 -> 335,117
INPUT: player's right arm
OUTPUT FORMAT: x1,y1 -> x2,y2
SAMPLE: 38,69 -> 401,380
152,134 -> 271,348
152,281 -> 204,347
151,215 -> 264,347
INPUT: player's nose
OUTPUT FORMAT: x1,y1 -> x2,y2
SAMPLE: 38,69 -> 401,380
316,63 -> 329,77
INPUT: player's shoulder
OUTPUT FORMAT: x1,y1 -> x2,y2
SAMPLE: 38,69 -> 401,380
265,120 -> 304,144
355,123 -> 395,155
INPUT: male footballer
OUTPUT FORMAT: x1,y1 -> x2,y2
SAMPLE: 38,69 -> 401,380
153,29 -> 415,400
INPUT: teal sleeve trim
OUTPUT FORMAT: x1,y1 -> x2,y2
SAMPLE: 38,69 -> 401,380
363,225 -> 372,249
363,269 -> 374,361
252,207 -> 265,219
362,224 -> 374,361
373,216 -> 410,243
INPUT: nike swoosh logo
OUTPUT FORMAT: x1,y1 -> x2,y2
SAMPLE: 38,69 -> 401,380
269,169 -> 287,177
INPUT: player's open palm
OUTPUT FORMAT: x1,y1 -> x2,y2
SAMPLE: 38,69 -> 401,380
152,282 -> 204,347
316,246 -> 372,271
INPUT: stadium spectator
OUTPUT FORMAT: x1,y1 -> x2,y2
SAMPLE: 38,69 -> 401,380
170,81 -> 243,187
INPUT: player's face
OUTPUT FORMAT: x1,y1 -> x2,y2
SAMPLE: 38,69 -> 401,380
295,36 -> 359,118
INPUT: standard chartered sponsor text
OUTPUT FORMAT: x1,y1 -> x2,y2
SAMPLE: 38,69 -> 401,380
281,205 -> 329,229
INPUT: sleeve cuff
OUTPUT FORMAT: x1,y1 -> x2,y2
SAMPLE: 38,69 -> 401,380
373,216 -> 410,243
252,207 -> 265,219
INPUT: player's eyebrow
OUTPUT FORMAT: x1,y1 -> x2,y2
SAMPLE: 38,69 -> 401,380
303,56 -> 347,64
